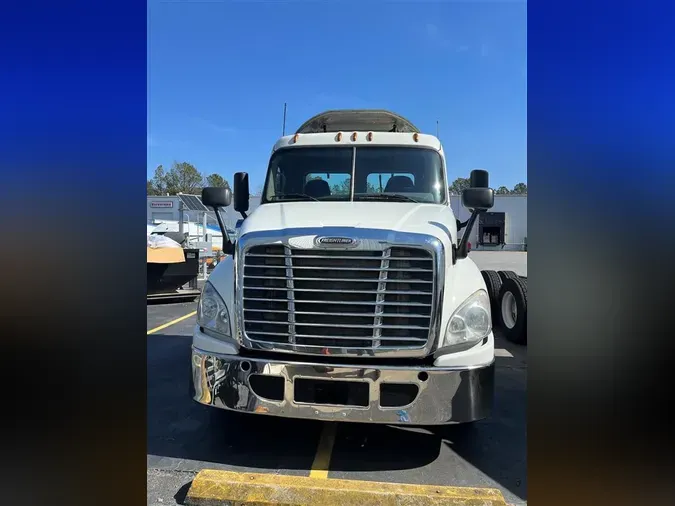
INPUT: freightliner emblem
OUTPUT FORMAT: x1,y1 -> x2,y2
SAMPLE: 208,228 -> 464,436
316,236 -> 359,248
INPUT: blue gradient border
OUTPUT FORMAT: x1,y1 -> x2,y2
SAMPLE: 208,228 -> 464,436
1,2 -> 147,506
529,1 -> 675,505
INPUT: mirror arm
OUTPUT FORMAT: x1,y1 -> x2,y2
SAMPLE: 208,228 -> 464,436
455,209 -> 483,261
211,206 -> 234,255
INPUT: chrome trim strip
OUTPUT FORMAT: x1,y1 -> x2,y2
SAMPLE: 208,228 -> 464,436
247,254 -> 432,261
246,320 -> 429,329
244,275 -> 433,284
237,227 -> 444,358
247,265 -> 433,272
243,287 -> 432,295
284,246 -> 296,345
248,335 -> 427,343
243,297 -> 431,307
373,248 -> 388,348
244,309 -> 430,318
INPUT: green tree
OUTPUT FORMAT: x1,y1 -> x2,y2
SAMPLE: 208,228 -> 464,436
162,161 -> 204,194
205,173 -> 230,190
449,177 -> 471,195
328,179 -> 380,194
495,186 -> 511,195
330,179 -> 351,195
512,182 -> 527,194
147,165 -> 167,195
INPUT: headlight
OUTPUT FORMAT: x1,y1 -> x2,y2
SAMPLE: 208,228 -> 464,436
443,290 -> 491,348
197,281 -> 232,339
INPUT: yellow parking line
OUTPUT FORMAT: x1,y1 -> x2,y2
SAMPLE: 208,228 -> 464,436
147,311 -> 197,335
309,422 -> 337,479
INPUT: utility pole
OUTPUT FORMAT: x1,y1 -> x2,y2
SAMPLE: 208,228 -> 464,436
282,103 -> 287,136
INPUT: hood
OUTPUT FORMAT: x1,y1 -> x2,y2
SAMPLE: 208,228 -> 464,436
238,201 -> 458,248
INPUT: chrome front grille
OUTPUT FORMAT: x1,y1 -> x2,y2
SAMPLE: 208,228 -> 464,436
242,245 -> 435,354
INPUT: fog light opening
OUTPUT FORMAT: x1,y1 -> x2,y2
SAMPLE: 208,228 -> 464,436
240,361 -> 252,372
249,374 -> 284,402
418,371 -> 429,382
379,383 -> 419,408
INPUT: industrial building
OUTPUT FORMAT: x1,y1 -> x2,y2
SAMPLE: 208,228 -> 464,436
147,193 -> 526,251
451,194 -> 527,251
147,194 -> 261,233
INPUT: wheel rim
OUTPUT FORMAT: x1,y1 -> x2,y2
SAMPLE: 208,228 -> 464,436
501,292 -> 517,329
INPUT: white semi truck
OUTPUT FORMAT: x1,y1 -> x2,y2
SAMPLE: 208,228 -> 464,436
191,110 -> 496,425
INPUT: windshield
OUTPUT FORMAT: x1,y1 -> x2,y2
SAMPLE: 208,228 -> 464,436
261,146 -> 446,204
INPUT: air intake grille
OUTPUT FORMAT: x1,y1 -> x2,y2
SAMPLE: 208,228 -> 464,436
242,245 -> 434,354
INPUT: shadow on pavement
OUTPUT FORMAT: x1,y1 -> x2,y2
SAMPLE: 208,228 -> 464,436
147,297 -> 198,307
174,481 -> 192,505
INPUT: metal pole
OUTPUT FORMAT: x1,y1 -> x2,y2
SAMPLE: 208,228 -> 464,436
282,103 -> 287,136
202,211 -> 208,280
436,120 -> 439,138
178,201 -> 184,236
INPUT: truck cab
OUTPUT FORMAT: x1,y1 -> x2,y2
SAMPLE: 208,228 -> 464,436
192,110 -> 495,425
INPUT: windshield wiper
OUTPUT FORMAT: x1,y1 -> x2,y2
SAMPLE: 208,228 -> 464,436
356,193 -> 419,203
269,193 -> 319,202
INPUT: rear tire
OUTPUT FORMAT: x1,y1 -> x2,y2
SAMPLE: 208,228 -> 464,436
498,278 -> 528,344
481,270 -> 503,320
497,270 -> 519,282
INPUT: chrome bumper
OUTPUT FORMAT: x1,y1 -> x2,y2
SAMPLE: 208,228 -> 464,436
191,347 -> 494,425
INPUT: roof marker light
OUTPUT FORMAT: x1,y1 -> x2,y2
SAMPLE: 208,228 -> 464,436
351,132 -> 358,141
336,132 -> 342,142
367,132 -> 373,141
413,133 -> 419,142
293,133 -> 299,143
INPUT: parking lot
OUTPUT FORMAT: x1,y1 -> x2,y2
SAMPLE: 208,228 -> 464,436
147,253 -> 527,505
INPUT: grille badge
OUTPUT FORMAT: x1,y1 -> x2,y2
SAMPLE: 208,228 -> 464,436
315,236 -> 360,248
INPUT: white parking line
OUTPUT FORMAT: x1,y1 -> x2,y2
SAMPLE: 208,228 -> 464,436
495,348 -> 514,358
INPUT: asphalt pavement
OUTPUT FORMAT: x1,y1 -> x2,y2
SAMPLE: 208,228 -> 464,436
147,299 -> 527,505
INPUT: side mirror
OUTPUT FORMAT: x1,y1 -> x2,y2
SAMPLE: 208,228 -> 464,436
455,169 -> 493,263
233,172 -> 250,214
461,169 -> 494,210
462,188 -> 494,210
202,187 -> 234,254
202,187 -> 232,208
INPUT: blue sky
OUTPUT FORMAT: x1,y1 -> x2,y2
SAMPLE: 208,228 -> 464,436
148,0 -> 526,191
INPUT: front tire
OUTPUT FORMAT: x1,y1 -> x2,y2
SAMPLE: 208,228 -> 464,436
481,270 -> 503,320
498,277 -> 528,344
